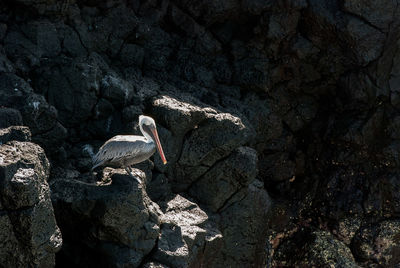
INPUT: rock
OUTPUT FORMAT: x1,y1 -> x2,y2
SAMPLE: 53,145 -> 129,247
4,29 -> 41,73
153,194 -> 222,267
20,19 -> 61,58
352,220 -> 400,266
339,71 -> 378,107
120,43 -> 145,67
259,152 -> 296,182
343,0 -> 395,31
0,45 -> 14,73
0,126 -> 31,144
151,95 -> 212,138
189,146 -> 258,212
151,95 -> 255,191
344,17 -> 385,66
0,107 -> 22,128
0,73 -> 67,153
0,141 -> 62,267
214,180 -> 272,267
175,112 -> 254,191
1,0 -> 400,266
12,0 -> 77,15
147,173 -> 172,202
0,73 -> 33,108
100,74 -> 135,107
0,23 -> 6,40
51,170 -> 161,267
179,112 -> 253,167
143,262 -> 170,268
241,0 -> 275,14
33,54 -> 105,127
56,23 -> 87,57
274,229 -> 358,267
304,0 -> 385,66
233,57 -> 270,91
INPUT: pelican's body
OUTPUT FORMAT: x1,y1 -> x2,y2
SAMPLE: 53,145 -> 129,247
92,115 -> 167,182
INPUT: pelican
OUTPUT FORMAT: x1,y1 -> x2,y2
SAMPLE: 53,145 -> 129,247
92,115 -> 167,183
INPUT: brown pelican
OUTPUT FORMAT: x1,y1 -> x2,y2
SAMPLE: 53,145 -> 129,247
92,115 -> 167,183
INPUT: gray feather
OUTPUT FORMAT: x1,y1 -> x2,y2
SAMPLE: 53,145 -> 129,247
92,135 -> 155,170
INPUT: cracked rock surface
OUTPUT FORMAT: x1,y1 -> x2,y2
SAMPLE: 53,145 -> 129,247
0,130 -> 62,267
0,0 -> 400,267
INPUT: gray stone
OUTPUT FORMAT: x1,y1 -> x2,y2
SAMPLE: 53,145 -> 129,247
147,173 -> 172,202
0,141 -> 62,267
57,23 -> 87,57
260,152 -> 296,182
0,73 -> 33,108
143,262 -> 170,268
0,108 -> 22,128
0,45 -> 14,73
51,170 -> 161,267
0,126 -> 31,144
216,180 -> 272,267
303,231 -> 358,267
120,43 -> 145,67
21,19 -> 61,58
274,229 -> 358,267
179,112 -> 253,166
0,23 -> 6,40
233,57 -> 270,91
343,0 -> 396,31
151,95 -> 212,137
4,30 -> 41,72
189,146 -> 258,212
35,54 -> 103,127
153,195 -> 222,268
344,17 -> 385,66
13,0 -> 77,15
352,220 -> 400,266
101,74 -> 135,107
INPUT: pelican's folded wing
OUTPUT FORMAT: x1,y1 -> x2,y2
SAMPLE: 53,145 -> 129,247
92,135 -> 147,170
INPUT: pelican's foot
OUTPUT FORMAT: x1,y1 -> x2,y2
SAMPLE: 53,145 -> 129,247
125,167 -> 142,184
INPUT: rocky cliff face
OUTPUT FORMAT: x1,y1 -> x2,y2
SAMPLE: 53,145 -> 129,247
0,0 -> 400,267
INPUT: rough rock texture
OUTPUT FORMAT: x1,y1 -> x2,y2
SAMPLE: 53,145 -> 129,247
153,195 -> 222,268
0,0 -> 400,267
352,220 -> 400,266
0,135 -> 62,267
274,228 -> 358,267
50,169 -> 161,267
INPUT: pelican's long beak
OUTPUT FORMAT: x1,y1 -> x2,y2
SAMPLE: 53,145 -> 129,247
151,127 -> 167,164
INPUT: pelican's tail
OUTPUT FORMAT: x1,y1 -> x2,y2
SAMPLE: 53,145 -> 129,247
91,151 -> 104,171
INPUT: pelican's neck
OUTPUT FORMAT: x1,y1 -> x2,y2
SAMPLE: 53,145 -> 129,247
140,123 -> 153,143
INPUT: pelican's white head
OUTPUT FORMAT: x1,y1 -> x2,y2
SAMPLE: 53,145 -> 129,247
139,115 -> 155,127
138,115 -> 167,165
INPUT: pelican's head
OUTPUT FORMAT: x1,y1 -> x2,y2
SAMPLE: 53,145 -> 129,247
139,115 -> 167,165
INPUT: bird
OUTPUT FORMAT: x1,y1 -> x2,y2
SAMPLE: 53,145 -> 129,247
92,115 -> 167,183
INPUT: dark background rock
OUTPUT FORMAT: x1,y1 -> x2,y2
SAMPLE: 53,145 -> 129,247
0,0 -> 399,266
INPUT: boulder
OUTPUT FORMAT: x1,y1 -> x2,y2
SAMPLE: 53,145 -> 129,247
151,95 -> 254,191
215,180 -> 272,267
51,170 -> 161,267
0,126 -> 31,144
274,229 -> 358,267
153,194 -> 222,267
352,220 -> 400,266
0,73 -> 67,153
304,0 -> 385,66
189,146 -> 258,212
343,0 -> 396,31
0,141 -> 62,267
0,107 -> 22,128
33,55 -> 103,127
